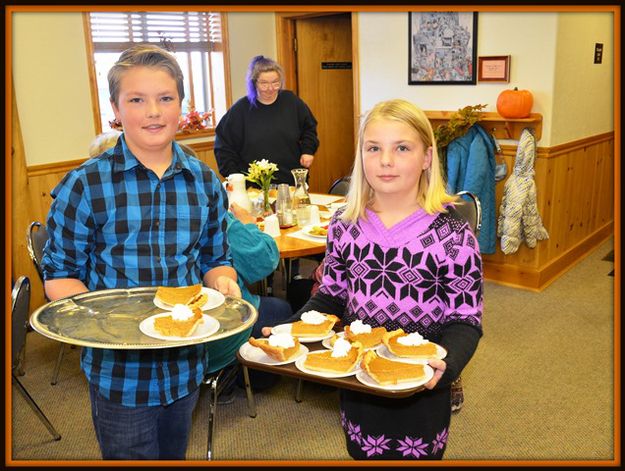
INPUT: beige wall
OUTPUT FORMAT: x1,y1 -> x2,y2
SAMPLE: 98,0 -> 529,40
357,11 -> 614,147
12,11 -> 277,165
13,13 -> 94,165
551,12 -> 614,144
227,12 -> 277,100
12,9 -> 615,165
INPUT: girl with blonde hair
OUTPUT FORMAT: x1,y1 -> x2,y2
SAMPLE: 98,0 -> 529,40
277,98 -> 483,459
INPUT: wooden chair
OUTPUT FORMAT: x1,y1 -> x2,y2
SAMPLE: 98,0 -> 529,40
11,276 -> 62,441
26,221 -> 67,386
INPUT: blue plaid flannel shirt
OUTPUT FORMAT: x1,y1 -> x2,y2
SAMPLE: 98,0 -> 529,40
41,135 -> 232,406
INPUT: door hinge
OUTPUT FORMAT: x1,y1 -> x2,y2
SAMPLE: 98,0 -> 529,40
293,37 -> 297,52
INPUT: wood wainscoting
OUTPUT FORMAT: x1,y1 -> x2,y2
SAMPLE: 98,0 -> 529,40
15,141 -> 219,311
12,132 -> 615,311
484,131 -> 614,291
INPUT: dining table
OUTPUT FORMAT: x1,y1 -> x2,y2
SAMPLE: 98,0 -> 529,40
248,189 -> 345,259
247,189 -> 345,291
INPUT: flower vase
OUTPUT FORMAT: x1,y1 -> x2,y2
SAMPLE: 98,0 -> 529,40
262,187 -> 274,216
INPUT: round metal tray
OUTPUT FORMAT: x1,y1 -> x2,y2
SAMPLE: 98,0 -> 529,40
29,287 -> 257,350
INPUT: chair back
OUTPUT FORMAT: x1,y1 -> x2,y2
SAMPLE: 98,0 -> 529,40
26,221 -> 48,281
328,176 -> 351,196
12,276 -> 31,372
454,191 -> 482,236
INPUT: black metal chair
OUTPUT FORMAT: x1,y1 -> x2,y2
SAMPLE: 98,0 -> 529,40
454,191 -> 482,236
11,276 -> 62,441
328,175 -> 351,196
26,221 -> 67,386
202,363 -> 253,460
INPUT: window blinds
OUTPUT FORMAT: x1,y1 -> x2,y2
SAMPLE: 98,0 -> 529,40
89,12 -> 222,53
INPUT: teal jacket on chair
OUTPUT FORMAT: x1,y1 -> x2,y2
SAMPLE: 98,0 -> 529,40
446,124 -> 497,254
204,212 -> 280,373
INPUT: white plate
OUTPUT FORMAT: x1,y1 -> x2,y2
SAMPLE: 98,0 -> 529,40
153,287 -> 225,312
322,331 -> 380,351
271,323 -> 335,343
356,364 -> 434,391
295,350 -> 361,378
139,313 -> 220,341
238,342 -> 309,366
301,224 -> 329,239
376,343 -> 447,364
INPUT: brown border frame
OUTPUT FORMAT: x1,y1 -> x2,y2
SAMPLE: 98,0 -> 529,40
477,55 -> 511,82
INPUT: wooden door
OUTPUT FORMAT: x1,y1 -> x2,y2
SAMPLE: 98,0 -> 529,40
295,14 -> 354,194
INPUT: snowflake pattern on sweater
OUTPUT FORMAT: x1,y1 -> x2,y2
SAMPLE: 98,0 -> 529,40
341,410 -> 449,458
319,207 -> 482,338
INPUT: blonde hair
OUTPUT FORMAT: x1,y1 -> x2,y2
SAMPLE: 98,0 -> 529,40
340,99 -> 456,223
88,130 -> 122,158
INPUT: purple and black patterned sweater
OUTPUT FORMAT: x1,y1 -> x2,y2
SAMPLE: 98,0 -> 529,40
321,207 -> 481,335
292,205 -> 484,459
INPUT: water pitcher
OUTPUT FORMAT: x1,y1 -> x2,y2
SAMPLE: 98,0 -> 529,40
226,173 -> 252,212
291,168 -> 311,226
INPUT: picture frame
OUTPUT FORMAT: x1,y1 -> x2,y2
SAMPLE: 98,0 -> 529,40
478,55 -> 511,82
408,12 -> 478,85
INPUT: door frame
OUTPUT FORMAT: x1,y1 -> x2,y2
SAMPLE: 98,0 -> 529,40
275,12 -> 361,139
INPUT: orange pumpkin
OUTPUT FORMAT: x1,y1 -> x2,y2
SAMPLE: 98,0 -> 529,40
496,87 -> 533,119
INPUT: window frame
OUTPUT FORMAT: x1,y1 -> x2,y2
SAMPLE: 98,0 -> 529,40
82,11 -> 231,139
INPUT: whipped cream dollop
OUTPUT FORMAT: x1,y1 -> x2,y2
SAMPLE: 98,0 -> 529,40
349,320 -> 372,334
268,333 -> 295,348
331,337 -> 352,358
397,332 -> 428,346
171,304 -> 194,321
300,310 -> 326,325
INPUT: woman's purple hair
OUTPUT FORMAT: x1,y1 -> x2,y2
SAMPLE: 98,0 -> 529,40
245,55 -> 284,107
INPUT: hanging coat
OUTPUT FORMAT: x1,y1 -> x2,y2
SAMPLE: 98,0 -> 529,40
497,128 -> 549,254
446,124 -> 497,254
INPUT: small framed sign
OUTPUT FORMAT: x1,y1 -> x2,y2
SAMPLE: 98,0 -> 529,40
477,55 -> 510,82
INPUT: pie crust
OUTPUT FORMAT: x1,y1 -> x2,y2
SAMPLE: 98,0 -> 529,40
248,336 -> 301,362
361,350 -> 427,386
383,329 -> 439,359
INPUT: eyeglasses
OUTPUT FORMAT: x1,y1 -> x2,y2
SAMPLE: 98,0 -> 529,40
257,80 -> 281,90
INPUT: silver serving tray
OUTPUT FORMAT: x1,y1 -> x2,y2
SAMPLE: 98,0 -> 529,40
29,287 -> 257,349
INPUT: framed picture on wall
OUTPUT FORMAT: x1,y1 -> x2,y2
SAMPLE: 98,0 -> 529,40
478,55 -> 511,82
408,12 -> 478,85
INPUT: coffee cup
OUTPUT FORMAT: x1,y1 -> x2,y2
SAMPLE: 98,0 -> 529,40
309,205 -> 321,225
263,214 -> 281,237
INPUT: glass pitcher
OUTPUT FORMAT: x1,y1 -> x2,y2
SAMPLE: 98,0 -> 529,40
291,168 -> 311,226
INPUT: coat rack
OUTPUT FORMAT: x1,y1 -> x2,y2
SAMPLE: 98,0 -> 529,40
426,111 -> 543,141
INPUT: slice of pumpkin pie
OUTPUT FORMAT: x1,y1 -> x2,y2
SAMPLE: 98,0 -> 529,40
291,311 -> 339,337
303,339 -> 364,374
343,320 -> 387,349
361,350 -> 427,386
248,334 -> 301,362
153,304 -> 203,337
383,328 -> 439,360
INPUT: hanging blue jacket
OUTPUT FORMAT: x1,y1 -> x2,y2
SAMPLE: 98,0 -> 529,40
446,124 -> 497,254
